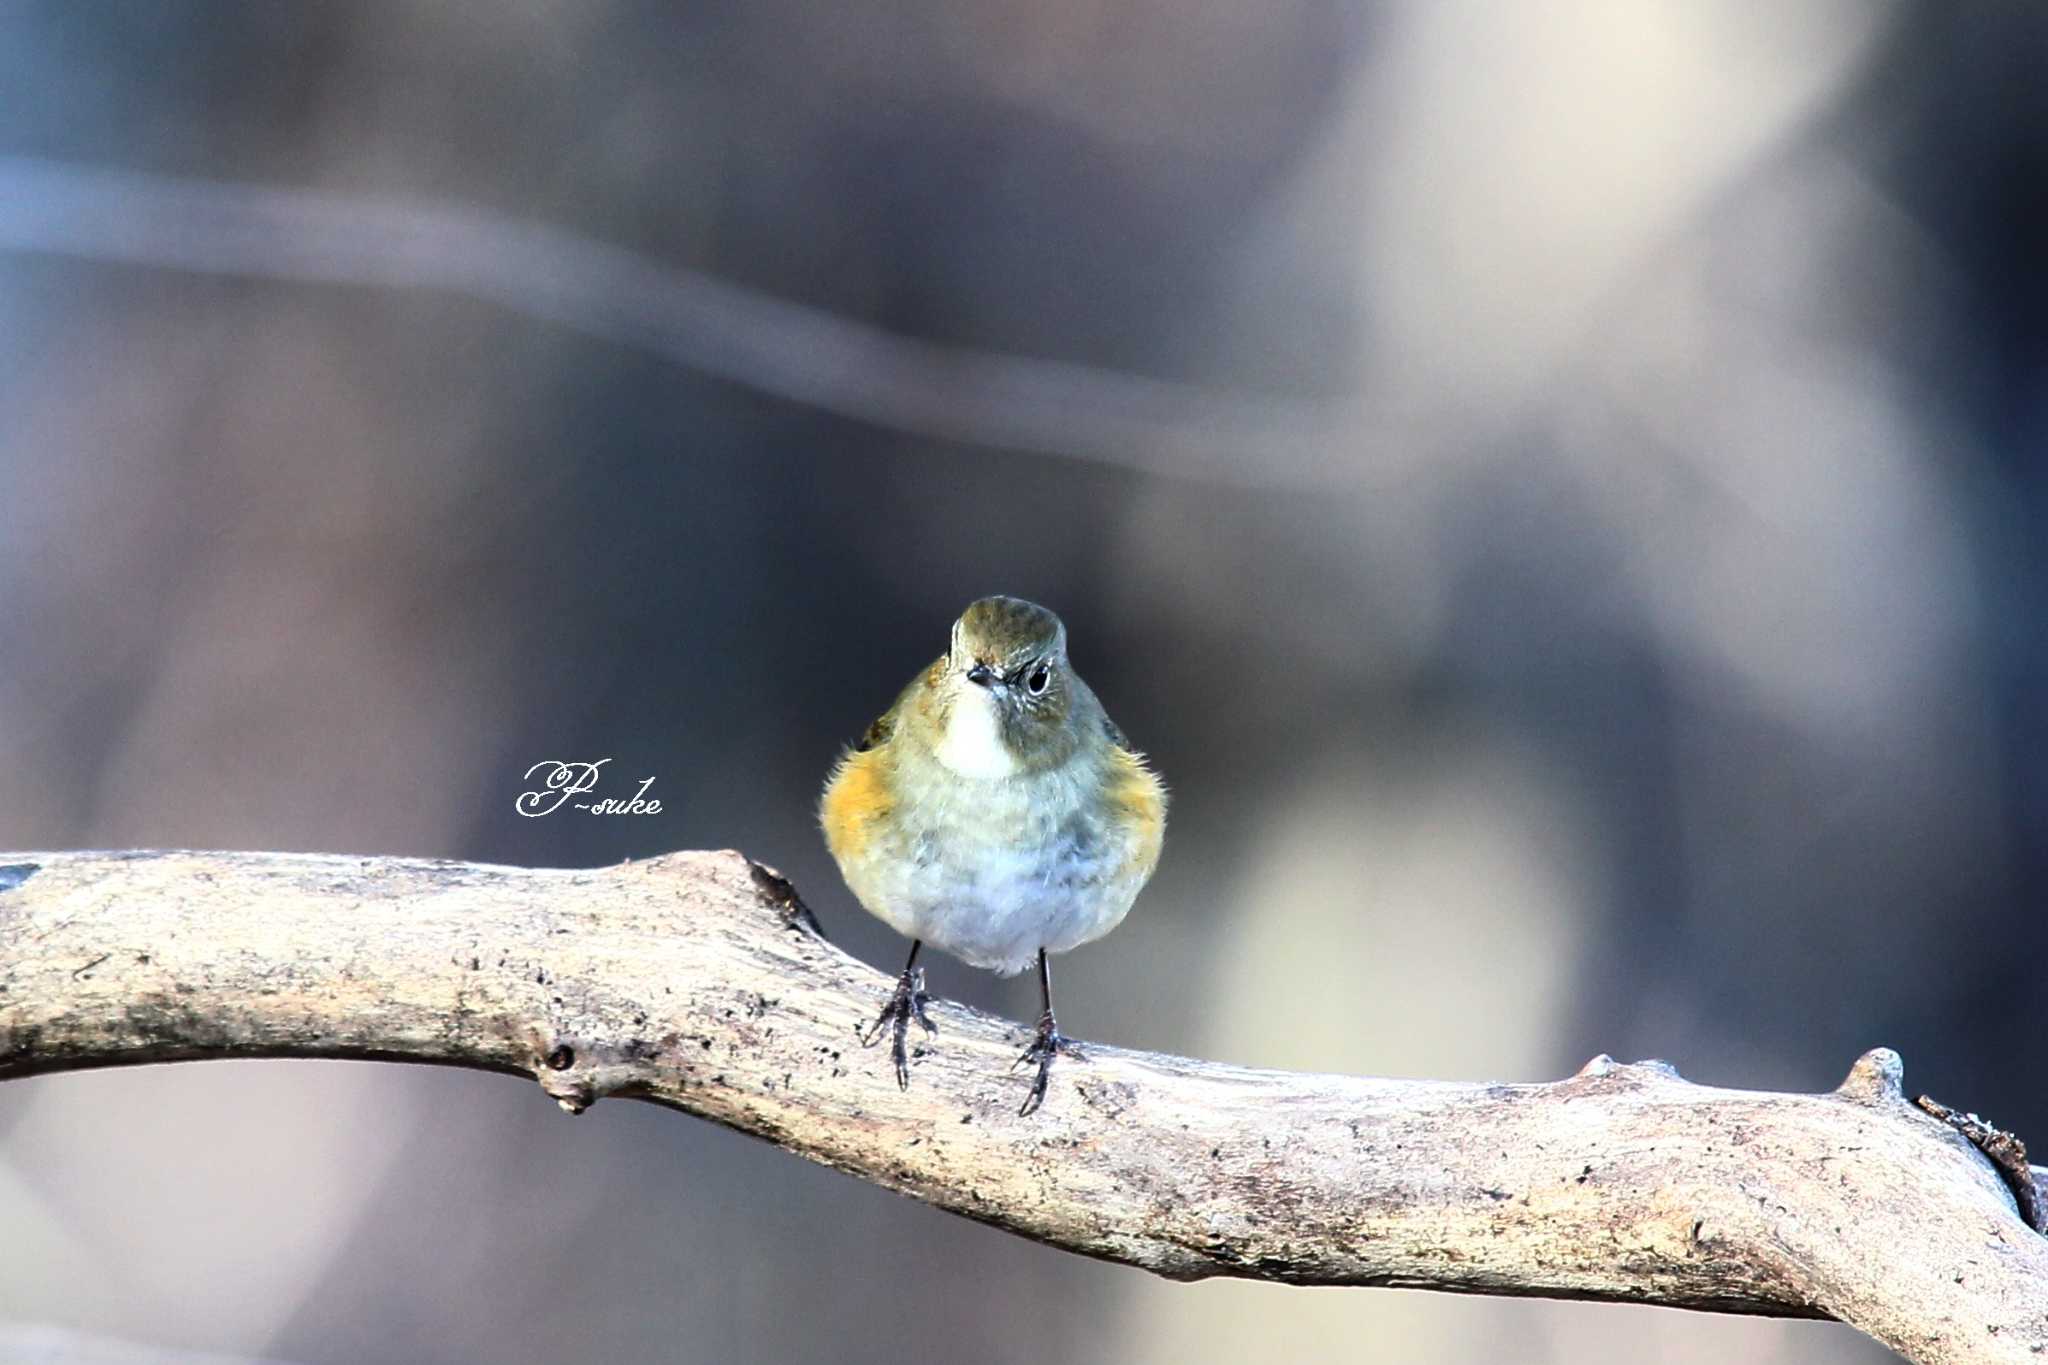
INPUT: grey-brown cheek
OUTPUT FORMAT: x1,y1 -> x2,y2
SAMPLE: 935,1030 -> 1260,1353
997,701 -> 1025,748
1001,703 -> 1044,754
1006,702 -> 1058,753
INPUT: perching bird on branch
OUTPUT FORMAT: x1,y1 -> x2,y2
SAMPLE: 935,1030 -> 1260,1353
820,595 -> 1166,1114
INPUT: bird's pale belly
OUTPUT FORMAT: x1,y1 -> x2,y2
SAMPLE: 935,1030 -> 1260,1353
842,771 -> 1145,976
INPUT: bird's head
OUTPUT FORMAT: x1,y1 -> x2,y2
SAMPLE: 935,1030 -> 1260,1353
929,596 -> 1082,777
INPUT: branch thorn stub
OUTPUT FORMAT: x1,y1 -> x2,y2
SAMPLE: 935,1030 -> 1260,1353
1837,1048 -> 1905,1105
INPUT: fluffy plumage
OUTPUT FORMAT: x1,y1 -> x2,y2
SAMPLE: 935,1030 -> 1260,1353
820,597 -> 1165,976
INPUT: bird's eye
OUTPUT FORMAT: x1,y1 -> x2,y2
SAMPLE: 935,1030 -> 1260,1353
1027,662 -> 1051,695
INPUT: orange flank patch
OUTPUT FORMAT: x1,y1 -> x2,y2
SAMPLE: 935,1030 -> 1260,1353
1107,748 -> 1167,882
821,749 -> 893,865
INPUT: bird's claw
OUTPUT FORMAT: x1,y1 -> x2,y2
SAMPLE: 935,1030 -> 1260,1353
861,966 -> 936,1089
1014,1011 -> 1086,1116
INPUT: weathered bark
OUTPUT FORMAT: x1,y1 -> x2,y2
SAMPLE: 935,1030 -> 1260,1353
1,849 -> 2042,1363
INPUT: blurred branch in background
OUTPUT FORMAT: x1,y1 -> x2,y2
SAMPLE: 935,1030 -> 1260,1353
5,849 -> 2046,1365
0,1321 -> 302,1365
0,154 -> 1421,487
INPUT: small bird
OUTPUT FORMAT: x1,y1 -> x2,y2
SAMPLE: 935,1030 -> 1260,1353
819,596 -> 1166,1114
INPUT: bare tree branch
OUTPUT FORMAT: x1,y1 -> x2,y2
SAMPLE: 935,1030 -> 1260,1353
2,849 -> 2042,1363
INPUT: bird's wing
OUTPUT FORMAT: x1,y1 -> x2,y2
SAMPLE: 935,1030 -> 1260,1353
854,709 -> 895,753
853,660 -> 938,753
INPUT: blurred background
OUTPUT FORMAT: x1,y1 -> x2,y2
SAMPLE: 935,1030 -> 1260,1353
0,1 -> 2042,1361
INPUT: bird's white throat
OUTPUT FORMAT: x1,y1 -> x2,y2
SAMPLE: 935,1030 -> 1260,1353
934,688 -> 1018,779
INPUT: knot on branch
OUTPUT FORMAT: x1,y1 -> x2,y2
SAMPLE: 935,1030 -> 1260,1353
527,1032 -> 643,1115
746,858 -> 827,938
1571,1054 -> 1683,1085
1835,1048 -> 1905,1105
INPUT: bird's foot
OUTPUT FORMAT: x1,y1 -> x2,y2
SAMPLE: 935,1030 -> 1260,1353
860,965 -> 937,1089
1013,1010 -> 1086,1116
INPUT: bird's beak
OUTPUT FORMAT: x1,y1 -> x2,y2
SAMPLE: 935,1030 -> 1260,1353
966,662 -> 996,689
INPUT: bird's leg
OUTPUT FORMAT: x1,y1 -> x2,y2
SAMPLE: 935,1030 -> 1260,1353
860,939 -> 936,1089
1014,948 -> 1085,1115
